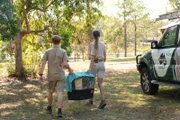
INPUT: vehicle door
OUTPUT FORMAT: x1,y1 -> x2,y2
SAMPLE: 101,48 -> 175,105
174,25 -> 180,81
151,25 -> 178,81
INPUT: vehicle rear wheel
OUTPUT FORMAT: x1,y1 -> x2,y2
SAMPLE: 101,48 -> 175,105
140,67 -> 159,95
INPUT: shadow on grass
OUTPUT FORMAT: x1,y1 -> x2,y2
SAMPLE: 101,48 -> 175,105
1,70 -> 180,120
0,78 -> 50,119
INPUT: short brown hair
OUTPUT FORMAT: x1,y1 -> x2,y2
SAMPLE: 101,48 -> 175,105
52,35 -> 61,44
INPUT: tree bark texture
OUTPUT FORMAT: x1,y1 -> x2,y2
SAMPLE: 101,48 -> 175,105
123,0 -> 127,57
134,15 -> 137,56
134,23 -> 137,56
124,22 -> 127,57
15,21 -> 24,79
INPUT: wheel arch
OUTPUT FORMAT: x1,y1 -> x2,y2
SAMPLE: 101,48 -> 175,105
139,62 -> 149,73
139,61 -> 156,82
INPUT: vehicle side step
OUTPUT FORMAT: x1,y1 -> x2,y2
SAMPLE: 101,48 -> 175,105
151,80 -> 180,88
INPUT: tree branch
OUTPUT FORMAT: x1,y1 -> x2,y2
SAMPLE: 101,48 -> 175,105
23,9 -> 30,31
33,0 -> 53,12
42,0 -> 53,12
46,1 -> 53,9
21,27 -> 47,35
34,8 -> 44,12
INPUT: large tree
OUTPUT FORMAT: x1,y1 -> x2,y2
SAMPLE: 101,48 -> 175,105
9,0 -> 102,78
128,0 -> 148,56
117,0 -> 134,57
117,0 -> 148,57
71,0 -> 102,60
13,0 -> 54,78
0,0 -> 102,79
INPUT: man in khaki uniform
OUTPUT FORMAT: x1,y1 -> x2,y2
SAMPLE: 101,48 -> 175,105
39,35 -> 73,118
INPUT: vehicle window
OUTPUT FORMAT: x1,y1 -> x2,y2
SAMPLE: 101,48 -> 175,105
159,25 -> 177,47
177,26 -> 180,46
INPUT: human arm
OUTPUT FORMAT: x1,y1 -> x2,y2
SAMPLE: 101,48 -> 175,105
88,44 -> 91,60
63,60 -> 73,74
104,47 -> 107,62
62,51 -> 73,74
38,51 -> 47,82
87,55 -> 95,72
87,43 -> 95,72
38,61 -> 46,82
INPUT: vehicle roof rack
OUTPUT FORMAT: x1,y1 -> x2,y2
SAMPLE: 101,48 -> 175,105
156,11 -> 180,21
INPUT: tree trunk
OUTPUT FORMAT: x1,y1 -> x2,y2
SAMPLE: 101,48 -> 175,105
124,22 -> 127,57
134,15 -> 137,56
15,21 -> 24,79
134,23 -> 137,56
123,0 -> 127,57
82,50 -> 85,61
87,0 -> 93,43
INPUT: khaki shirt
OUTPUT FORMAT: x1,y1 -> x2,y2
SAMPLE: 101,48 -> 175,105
90,40 -> 106,59
42,46 -> 68,81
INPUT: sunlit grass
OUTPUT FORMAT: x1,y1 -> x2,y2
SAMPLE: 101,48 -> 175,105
1,67 -> 180,119
106,57 -> 135,62
0,62 -> 8,77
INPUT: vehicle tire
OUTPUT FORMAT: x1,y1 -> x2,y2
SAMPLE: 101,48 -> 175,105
140,67 -> 159,95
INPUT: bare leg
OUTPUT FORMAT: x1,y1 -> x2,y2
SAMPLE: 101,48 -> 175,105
48,92 -> 53,106
97,78 -> 106,109
57,92 -> 63,108
97,78 -> 104,100
89,77 -> 96,103
56,92 -> 63,118
46,92 -> 53,114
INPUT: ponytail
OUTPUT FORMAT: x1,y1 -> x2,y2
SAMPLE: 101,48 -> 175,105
93,30 -> 100,50
95,39 -> 98,49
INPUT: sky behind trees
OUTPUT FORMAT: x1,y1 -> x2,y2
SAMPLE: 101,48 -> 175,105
102,0 -> 170,19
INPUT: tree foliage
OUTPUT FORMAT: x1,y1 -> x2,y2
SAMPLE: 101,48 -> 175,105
0,0 -> 170,78
97,0 -> 167,56
0,0 -> 103,78
0,0 -> 18,40
96,16 -> 124,54
71,0 -> 103,60
169,0 -> 180,10
116,0 -> 154,56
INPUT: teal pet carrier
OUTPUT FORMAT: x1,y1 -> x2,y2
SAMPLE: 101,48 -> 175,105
66,72 -> 95,100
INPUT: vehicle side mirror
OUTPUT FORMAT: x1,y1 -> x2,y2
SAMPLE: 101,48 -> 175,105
151,41 -> 158,49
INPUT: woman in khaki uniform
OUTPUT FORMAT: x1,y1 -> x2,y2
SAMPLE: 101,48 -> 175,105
88,30 -> 107,109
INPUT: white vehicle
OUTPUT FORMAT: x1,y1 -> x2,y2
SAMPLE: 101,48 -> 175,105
136,11 -> 180,94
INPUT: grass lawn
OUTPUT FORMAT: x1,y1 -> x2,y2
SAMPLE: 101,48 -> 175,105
1,67 -> 180,120
0,62 -> 9,77
106,57 -> 136,62
69,57 -> 136,63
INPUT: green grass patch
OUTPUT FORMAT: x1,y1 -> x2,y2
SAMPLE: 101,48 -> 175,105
1,69 -> 180,120
106,57 -> 136,62
0,62 -> 9,77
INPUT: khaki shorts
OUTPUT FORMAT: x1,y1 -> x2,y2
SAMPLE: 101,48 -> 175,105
91,61 -> 105,78
47,80 -> 65,93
